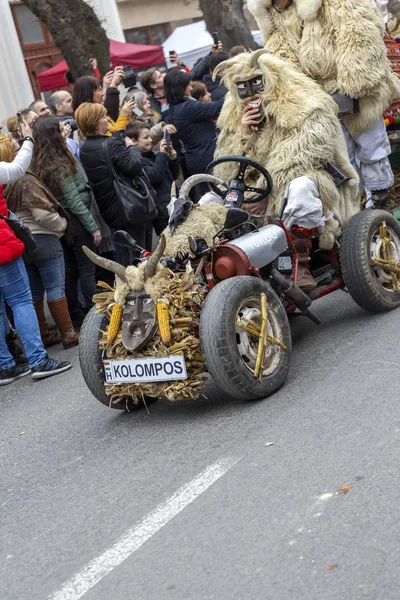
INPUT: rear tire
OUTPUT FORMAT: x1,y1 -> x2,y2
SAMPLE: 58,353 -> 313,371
79,307 -> 156,411
200,277 -> 291,401
341,210 -> 400,312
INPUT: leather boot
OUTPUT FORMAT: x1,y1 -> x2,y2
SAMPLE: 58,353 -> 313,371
371,189 -> 393,213
33,300 -> 62,347
290,228 -> 317,290
48,298 -> 79,349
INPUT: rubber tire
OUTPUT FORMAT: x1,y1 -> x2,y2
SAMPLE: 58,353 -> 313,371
200,276 -> 292,401
79,307 -> 156,411
341,210 -> 400,313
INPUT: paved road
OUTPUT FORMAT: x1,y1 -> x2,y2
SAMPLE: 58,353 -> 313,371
1,290 -> 399,600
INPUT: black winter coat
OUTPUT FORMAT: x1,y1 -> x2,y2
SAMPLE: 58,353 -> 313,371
169,97 -> 224,175
80,135 -> 143,230
203,74 -> 228,102
141,150 -> 180,209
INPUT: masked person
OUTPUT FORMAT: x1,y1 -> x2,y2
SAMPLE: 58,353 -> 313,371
213,50 -> 360,289
247,0 -> 400,211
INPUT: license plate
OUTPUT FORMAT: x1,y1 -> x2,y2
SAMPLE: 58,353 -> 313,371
103,354 -> 187,384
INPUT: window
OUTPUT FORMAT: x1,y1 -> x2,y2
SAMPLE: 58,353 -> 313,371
124,23 -> 170,46
12,4 -> 45,45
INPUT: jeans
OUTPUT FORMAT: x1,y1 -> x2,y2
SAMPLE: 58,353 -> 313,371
62,214 -> 97,319
0,258 -> 47,369
26,245 -> 65,303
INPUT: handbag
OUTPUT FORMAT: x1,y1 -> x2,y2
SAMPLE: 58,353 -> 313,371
0,210 -> 37,254
102,138 -> 158,225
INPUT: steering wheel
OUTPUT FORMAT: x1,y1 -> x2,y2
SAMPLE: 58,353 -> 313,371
206,155 -> 273,204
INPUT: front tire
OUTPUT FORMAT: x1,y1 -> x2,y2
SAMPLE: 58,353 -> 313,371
200,277 -> 291,401
341,210 -> 400,312
79,307 -> 156,411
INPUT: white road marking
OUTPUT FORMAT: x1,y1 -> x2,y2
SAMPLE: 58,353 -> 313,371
47,456 -> 242,600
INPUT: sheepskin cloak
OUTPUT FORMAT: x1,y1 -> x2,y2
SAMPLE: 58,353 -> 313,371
214,51 -> 360,249
247,0 -> 400,136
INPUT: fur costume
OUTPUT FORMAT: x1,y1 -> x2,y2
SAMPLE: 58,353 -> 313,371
213,50 -> 360,249
247,0 -> 400,136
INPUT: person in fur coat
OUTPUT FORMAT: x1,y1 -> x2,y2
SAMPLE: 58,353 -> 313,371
247,0 -> 400,210
213,50 -> 360,288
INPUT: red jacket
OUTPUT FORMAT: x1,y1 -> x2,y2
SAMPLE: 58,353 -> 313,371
0,185 -> 25,266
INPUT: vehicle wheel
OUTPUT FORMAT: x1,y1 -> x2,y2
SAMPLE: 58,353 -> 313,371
200,277 -> 292,401
79,307 -> 156,411
341,210 -> 400,312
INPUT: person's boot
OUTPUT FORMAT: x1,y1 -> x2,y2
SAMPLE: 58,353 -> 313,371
290,227 -> 317,290
33,300 -> 62,347
47,298 -> 79,349
371,189 -> 394,213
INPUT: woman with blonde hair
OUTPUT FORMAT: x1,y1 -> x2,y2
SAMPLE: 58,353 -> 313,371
75,103 -> 150,258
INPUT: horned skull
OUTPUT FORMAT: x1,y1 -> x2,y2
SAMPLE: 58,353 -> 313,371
82,236 -> 166,351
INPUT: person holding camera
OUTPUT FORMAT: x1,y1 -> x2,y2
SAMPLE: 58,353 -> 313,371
73,67 -> 135,135
126,122 -> 179,235
49,91 -> 78,135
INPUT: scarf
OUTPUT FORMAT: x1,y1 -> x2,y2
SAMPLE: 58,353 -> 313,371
4,170 -> 73,243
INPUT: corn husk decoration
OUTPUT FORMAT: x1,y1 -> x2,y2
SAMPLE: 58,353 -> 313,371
92,265 -> 207,407
107,303 -> 123,343
157,299 -> 171,344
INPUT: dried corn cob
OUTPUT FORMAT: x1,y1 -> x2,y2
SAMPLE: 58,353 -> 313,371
107,303 -> 123,343
157,300 -> 171,344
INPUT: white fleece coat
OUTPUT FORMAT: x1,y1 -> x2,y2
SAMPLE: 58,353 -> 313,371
247,0 -> 400,136
213,51 -> 360,249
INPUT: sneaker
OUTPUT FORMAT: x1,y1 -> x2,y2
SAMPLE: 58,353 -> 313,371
0,365 -> 31,386
31,358 -> 72,380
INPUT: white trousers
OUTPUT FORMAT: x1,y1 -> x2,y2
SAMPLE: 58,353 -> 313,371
341,118 -> 394,191
200,176 -> 326,231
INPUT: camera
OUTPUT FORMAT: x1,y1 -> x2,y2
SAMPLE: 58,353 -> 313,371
122,66 -> 137,89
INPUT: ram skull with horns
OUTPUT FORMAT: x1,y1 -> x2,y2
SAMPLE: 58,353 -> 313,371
83,236 -> 167,351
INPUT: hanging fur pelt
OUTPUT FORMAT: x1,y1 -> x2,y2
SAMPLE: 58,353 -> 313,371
247,0 -> 400,136
214,50 -> 360,249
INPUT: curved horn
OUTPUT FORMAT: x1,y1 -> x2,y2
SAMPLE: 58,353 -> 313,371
171,181 -> 177,199
144,234 -> 166,281
250,48 -> 270,69
179,174 -> 227,199
82,246 -> 127,282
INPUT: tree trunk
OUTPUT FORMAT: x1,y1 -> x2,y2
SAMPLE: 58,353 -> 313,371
199,0 -> 258,52
23,0 -> 110,80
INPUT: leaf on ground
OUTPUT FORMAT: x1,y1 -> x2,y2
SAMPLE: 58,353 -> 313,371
327,565 -> 338,571
339,485 -> 352,494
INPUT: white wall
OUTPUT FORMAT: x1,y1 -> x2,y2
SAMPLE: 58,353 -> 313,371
90,0 -> 125,42
0,0 -> 34,126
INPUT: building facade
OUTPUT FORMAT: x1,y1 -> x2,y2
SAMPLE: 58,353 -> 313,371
117,0 -> 202,45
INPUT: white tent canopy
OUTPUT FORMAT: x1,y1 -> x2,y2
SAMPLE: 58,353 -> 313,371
162,20 -> 262,70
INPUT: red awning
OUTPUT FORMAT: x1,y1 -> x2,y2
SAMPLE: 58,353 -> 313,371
37,39 -> 165,92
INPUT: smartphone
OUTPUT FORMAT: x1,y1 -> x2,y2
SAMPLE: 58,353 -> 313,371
212,32 -> 219,47
16,111 -> 23,124
133,107 -> 144,117
163,129 -> 171,151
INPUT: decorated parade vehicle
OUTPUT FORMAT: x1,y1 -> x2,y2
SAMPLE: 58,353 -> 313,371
78,155 -> 400,411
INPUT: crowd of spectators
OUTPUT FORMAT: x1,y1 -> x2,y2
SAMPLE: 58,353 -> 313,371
0,39 -> 247,386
